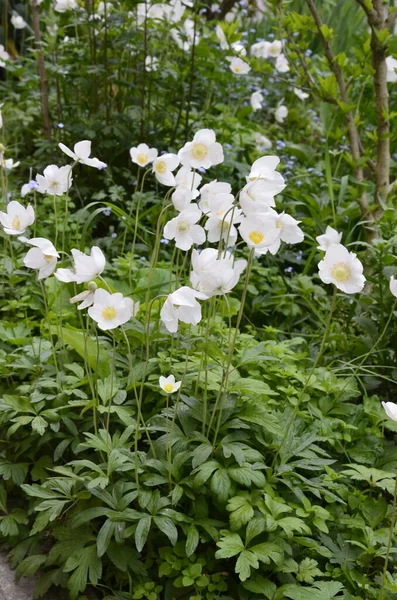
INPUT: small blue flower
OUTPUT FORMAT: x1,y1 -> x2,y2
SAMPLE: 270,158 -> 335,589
103,208 -> 111,216
57,123 -> 64,128
111,232 -> 117,238
284,266 -> 294,273
28,180 -> 39,189
160,238 -> 170,245
305,49 -> 312,57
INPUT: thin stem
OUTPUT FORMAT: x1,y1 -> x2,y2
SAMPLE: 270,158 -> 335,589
380,473 -> 397,600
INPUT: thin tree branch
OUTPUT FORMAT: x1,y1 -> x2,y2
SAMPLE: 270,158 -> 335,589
386,8 -> 397,28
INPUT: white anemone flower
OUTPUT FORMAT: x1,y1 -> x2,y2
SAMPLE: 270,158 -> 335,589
159,375 -> 181,394
238,215 -> 280,256
251,91 -> 264,111
145,56 -> 159,71
55,246 -> 106,283
58,140 -> 107,169
0,45 -> 10,67
198,180 -> 232,214
247,156 -> 286,197
229,56 -> 251,74
255,133 -> 272,152
178,129 -> 224,170
172,167 -> 202,211
160,286 -> 207,333
0,201 -> 35,235
171,18 -> 198,51
204,193 -> 242,245
275,105 -> 288,123
88,289 -> 138,331
215,24 -> 228,49
267,40 -> 283,57
36,164 -> 73,196
389,276 -> 397,298
239,180 -> 276,214
382,401 -> 397,421
275,53 -> 289,73
265,210 -> 305,254
163,206 -> 205,251
316,226 -> 342,251
0,157 -> 20,170
386,56 -> 397,83
11,14 -> 27,29
54,0 -> 78,12
70,290 -> 95,310
130,143 -> 158,167
294,87 -> 309,101
23,237 -> 59,279
318,244 -> 365,293
251,41 -> 270,58
153,153 -> 180,186
190,248 -> 247,297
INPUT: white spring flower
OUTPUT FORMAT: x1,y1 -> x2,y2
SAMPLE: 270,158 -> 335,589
36,164 -> 73,196
389,276 -> 397,298
152,153 -> 180,186
318,243 -> 365,293
54,0 -> 78,12
163,205 -> 206,251
239,180 -> 276,214
316,226 -> 342,251
59,140 -> 107,169
88,289 -> 139,331
178,129 -> 224,170
11,14 -> 27,29
294,87 -> 309,101
55,246 -> 106,283
145,56 -> 159,72
204,193 -> 242,245
267,40 -> 283,58
238,215 -> 280,256
130,143 -> 158,167
0,201 -> 35,235
215,24 -> 228,50
255,133 -> 272,152
159,375 -> 181,393
247,156 -> 286,197
264,209 -> 304,255
160,286 -> 207,333
251,41 -> 270,58
382,401 -> 397,421
251,91 -> 264,111
275,105 -> 288,123
0,45 -> 10,68
23,238 -> 59,279
275,53 -> 289,73
171,18 -> 198,51
198,180 -> 232,214
172,166 -> 202,211
386,56 -> 397,83
190,248 -> 247,297
229,56 -> 251,75
0,157 -> 20,170
70,289 -> 95,310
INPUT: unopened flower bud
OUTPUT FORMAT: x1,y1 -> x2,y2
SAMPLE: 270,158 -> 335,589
88,280 -> 97,292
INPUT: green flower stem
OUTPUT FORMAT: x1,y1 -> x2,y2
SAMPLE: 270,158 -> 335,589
208,249 -> 254,446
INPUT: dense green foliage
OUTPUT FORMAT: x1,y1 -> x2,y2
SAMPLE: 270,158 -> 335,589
1,1 -> 397,599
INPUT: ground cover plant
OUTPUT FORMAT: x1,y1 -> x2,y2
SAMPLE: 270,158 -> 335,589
1,0 -> 397,599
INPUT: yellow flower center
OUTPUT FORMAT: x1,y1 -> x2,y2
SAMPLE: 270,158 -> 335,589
102,306 -> 117,320
137,153 -> 148,165
331,262 -> 351,282
234,65 -> 242,73
43,254 -> 54,264
249,231 -> 264,244
12,216 -> 21,230
155,160 -> 167,174
163,383 -> 174,393
177,220 -> 190,233
192,143 -> 208,160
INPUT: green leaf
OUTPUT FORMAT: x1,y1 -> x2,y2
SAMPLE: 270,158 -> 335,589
16,555 -> 47,579
52,326 -> 110,376
64,545 -> 102,600
31,416 -> 47,436
235,549 -> 259,581
135,516 -> 152,552
210,468 -> 232,503
250,542 -> 283,565
215,532 -> 244,558
227,496 -> 254,530
284,581 -> 344,600
186,524 -> 199,557
243,575 -> 276,597
154,516 -> 178,546
228,466 -> 266,488
97,519 -> 115,558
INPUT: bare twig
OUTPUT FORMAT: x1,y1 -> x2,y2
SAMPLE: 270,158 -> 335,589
31,0 -> 51,140
385,8 -> 397,28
